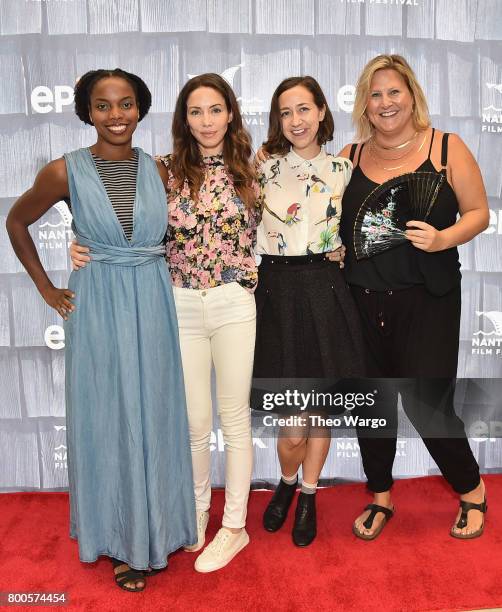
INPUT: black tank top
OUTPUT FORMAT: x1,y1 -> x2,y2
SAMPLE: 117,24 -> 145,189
340,129 -> 461,296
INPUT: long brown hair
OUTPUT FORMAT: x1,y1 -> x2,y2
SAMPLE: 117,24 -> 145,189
263,76 -> 334,156
170,73 -> 256,209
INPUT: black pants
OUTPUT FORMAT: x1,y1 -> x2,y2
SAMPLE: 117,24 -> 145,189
351,284 -> 480,494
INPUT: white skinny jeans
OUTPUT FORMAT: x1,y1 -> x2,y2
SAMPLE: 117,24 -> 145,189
173,282 -> 255,529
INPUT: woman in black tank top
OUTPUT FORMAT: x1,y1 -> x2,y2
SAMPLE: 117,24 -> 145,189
334,55 -> 489,541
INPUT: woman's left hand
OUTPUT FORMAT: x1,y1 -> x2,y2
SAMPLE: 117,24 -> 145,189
405,221 -> 446,252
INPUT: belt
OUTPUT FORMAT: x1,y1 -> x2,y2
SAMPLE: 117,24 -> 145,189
76,235 -> 166,267
259,253 -> 329,266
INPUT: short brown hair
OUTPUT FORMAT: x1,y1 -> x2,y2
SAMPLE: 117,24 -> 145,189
263,76 -> 334,156
353,54 -> 430,142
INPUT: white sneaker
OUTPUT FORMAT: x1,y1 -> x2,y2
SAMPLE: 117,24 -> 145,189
184,510 -> 209,553
194,527 -> 249,573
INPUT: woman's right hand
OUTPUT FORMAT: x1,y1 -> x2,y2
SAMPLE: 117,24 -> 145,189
254,146 -> 270,166
40,286 -> 75,321
70,240 -> 91,270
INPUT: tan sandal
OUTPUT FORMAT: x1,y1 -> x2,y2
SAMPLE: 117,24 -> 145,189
450,498 -> 487,539
352,504 -> 394,541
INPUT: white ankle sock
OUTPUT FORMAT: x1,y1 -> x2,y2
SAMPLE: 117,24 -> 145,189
301,480 -> 317,495
281,472 -> 298,485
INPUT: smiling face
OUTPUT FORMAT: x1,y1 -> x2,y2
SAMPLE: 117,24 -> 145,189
365,69 -> 415,139
186,86 -> 232,156
278,85 -> 325,159
89,77 -> 139,145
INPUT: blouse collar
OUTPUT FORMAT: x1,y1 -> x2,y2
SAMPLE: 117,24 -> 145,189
286,146 -> 327,171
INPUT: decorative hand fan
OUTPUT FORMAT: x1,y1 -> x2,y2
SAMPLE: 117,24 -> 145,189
353,171 -> 445,260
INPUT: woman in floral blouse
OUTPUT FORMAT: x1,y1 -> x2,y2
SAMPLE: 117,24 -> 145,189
157,73 -> 258,573
72,73 -> 259,573
256,77 -> 365,546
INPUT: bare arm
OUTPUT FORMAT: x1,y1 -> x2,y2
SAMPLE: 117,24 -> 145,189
443,133 -> 489,246
406,134 -> 489,251
6,159 -> 75,318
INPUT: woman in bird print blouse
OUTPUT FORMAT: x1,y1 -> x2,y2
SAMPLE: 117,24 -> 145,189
255,76 -> 365,547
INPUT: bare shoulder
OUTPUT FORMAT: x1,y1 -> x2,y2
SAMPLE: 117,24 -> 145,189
40,158 -> 68,181
443,132 -> 477,166
337,143 -> 354,159
433,129 -> 470,155
34,158 -> 69,195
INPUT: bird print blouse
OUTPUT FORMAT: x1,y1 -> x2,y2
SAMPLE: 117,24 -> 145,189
158,153 -> 259,291
256,148 -> 353,256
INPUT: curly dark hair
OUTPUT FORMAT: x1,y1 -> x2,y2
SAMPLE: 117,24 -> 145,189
263,76 -> 334,156
74,68 -> 152,125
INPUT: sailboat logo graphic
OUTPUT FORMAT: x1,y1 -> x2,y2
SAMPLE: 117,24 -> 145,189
483,83 -> 502,112
39,201 -> 72,229
187,63 -> 244,88
473,311 -> 502,336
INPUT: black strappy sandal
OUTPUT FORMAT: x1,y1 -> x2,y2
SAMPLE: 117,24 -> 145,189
352,504 -> 394,541
111,558 -> 146,592
450,498 -> 487,539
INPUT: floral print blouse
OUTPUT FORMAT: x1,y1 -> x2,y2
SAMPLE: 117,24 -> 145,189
159,154 -> 259,291
256,147 -> 352,256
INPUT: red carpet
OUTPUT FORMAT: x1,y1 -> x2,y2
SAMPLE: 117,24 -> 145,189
1,475 -> 501,612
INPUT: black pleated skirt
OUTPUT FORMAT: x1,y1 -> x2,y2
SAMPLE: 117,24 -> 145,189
253,254 -> 366,378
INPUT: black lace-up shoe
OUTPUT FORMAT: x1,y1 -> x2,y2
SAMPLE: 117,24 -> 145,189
292,492 -> 317,546
263,478 -> 297,532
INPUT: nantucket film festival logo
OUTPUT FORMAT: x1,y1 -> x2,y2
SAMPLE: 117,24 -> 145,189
38,201 -> 73,251
482,82 -> 502,134
336,439 -> 407,459
472,310 -> 502,357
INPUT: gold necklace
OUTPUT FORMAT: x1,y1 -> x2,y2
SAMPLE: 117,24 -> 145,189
368,132 -> 427,171
372,131 -> 418,151
369,139 -> 411,161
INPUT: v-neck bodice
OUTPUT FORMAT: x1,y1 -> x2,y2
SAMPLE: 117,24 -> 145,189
64,147 -> 167,254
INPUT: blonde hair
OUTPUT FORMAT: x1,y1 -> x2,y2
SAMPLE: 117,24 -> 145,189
352,54 -> 430,142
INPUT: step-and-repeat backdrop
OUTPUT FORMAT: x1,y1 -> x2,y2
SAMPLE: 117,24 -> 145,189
1,0 -> 501,491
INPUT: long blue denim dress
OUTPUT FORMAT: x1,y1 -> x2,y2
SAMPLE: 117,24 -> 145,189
63,147 -> 196,570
